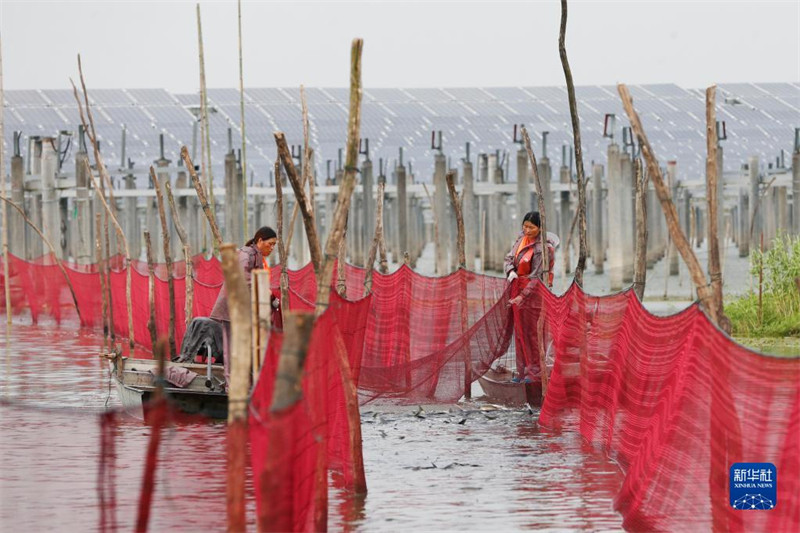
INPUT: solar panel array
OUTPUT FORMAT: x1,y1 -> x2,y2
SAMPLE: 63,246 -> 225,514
3,83 -> 798,186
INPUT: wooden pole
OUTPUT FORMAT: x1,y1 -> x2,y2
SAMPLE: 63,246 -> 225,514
196,5 -> 216,219
618,84 -> 716,320
332,333 -> 367,494
315,39 -> 363,317
0,35 -> 10,326
236,0 -> 248,238
164,181 -> 194,329
103,196 -> 116,346
445,170 -> 471,399
363,179 -> 386,296
274,133 -> 322,274
0,195 -> 82,323
270,311 -> 315,411
150,167 -> 177,359
181,147 -> 223,247
705,86 -> 731,333
144,231 -> 158,351
219,243 -> 250,532
96,214 -> 108,348
337,232 -> 347,297
520,127 -> 550,287
558,0 -> 588,286
274,161 -> 290,314
633,157 -> 648,301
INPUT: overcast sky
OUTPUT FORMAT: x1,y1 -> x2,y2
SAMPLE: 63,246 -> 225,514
1,0 -> 798,93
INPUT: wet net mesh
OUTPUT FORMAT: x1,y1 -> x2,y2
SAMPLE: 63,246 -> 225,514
1,252 -> 798,532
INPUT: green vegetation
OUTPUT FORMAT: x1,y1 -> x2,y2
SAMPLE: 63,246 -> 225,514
725,233 -> 800,338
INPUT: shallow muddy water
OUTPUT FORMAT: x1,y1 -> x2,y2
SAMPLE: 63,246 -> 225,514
0,320 -> 625,531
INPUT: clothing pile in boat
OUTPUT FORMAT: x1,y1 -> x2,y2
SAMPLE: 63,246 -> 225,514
174,317 -> 224,364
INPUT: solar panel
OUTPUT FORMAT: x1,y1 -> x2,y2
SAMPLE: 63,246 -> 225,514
126,89 -> 177,106
89,89 -> 134,106
41,89 -> 83,106
246,88 -> 294,104
5,90 -> 47,106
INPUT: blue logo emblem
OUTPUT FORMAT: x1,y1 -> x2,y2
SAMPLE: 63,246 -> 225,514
730,463 -> 777,510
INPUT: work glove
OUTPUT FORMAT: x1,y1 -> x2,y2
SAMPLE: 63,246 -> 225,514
507,271 -> 518,283
272,299 -> 280,309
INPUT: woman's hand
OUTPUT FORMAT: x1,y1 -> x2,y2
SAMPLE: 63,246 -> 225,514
509,295 -> 523,306
507,271 -> 518,283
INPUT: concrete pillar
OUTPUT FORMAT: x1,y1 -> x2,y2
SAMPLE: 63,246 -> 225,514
396,164 -> 408,260
667,162 -> 679,276
516,148 -> 531,217
559,166 -> 571,274
74,150 -> 93,264
224,150 -> 244,245
433,153 -> 448,274
738,188 -> 749,257
536,157 -> 554,231
774,186 -> 788,239
793,151 -> 800,236
592,164 -> 604,274
607,144 -> 623,290
362,158 -> 374,265
10,152 -> 26,258
26,139 -> 43,259
462,160 -> 476,268
716,146 -> 725,247
123,169 -> 139,261
749,156 -> 761,251
620,154 -> 635,283
175,163 -> 191,256
40,138 -> 60,259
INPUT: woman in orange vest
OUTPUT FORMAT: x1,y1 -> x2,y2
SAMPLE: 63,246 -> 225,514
503,211 -> 559,383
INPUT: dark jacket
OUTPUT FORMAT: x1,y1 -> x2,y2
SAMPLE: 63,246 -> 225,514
209,244 -> 263,322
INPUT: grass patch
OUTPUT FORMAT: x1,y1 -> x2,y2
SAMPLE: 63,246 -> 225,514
725,233 -> 800,338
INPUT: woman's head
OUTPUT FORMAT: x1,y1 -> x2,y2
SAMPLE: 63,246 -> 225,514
246,226 -> 278,257
521,211 -> 541,239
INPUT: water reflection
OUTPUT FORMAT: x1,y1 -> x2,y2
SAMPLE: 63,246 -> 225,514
1,322 -> 625,531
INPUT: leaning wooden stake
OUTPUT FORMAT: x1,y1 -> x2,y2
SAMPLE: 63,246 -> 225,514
0,196 -> 82,323
0,35 -> 10,326
270,311 -> 315,411
144,231 -> 158,351
632,158 -> 648,301
73,77 -> 135,351
445,171 -> 471,400
181,147 -> 224,247
275,160 -> 290,314
558,0 -> 588,286
96,214 -> 108,348
103,196 -> 116,346
151,167 -> 177,359
315,39 -> 364,317
220,243 -> 251,533
618,84 -> 717,322
274,133 -> 322,275
705,86 -> 731,333
363,179 -> 386,296
164,181 -> 194,329
337,231 -> 347,298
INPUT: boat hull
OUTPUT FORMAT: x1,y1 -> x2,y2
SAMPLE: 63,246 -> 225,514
477,367 -> 543,408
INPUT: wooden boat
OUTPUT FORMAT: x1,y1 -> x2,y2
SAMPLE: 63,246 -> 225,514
106,353 -> 228,420
477,366 -> 543,408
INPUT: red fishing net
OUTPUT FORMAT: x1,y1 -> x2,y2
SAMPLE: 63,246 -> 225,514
2,253 -> 798,532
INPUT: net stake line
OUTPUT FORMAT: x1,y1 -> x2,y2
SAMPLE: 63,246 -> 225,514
143,231 -> 158,350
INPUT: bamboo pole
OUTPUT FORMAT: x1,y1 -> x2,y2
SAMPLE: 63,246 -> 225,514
0,196 -> 82,323
196,5 -> 216,219
0,35 -> 10,326
705,86 -> 731,333
164,181 -> 194,329
445,171 -> 471,400
181,147 -> 224,247
144,231 -> 158,351
275,161 -> 290,315
219,243 -> 250,532
558,0 -> 588,286
251,269 -> 271,383
237,0 -> 248,238
150,167 -> 177,359
315,39 -> 363,317
274,133 -> 322,274
363,179 -> 386,296
96,214 -> 108,348
618,84 -> 717,320
103,195 -> 116,346
633,158 -> 648,301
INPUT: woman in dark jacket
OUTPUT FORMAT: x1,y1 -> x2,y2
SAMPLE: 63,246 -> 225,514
504,212 -> 559,383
